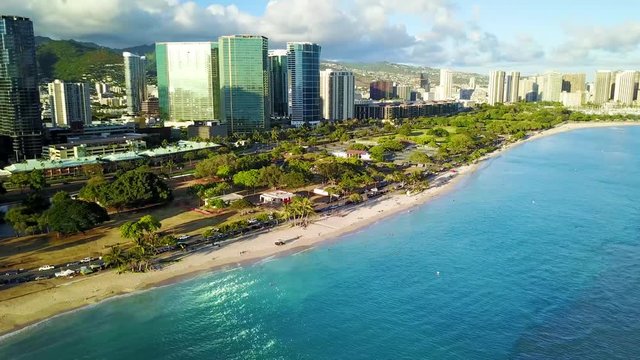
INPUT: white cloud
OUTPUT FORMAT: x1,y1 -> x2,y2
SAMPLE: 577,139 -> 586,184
0,0 -> 552,70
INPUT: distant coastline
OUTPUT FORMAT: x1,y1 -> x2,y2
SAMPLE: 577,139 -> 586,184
1,120 -> 639,338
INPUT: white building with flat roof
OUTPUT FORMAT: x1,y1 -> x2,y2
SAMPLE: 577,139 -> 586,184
320,69 -> 355,121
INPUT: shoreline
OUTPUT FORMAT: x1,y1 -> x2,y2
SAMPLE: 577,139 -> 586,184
1,120 -> 639,339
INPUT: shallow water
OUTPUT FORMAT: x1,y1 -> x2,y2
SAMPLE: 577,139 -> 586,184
2,127 -> 640,359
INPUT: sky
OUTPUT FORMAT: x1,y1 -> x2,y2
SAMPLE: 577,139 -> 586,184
3,0 -> 640,76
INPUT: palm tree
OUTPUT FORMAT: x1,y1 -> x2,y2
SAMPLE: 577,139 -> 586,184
165,159 -> 176,175
286,197 -> 315,226
104,246 -> 128,272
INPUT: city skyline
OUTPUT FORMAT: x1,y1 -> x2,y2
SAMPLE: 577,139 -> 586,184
2,0 -> 640,75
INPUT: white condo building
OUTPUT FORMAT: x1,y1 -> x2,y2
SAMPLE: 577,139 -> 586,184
594,70 -> 613,105
542,73 -> 562,102
504,71 -> 520,103
488,70 -> 505,105
613,71 -> 638,105
48,80 -> 92,126
320,69 -> 355,121
438,68 -> 453,100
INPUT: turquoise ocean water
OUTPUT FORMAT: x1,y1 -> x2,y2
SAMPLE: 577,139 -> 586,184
2,127 -> 640,359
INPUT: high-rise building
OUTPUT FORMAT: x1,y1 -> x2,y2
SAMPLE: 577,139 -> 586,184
123,52 -> 147,114
518,77 -> 539,102
561,73 -> 586,93
542,72 -> 563,102
0,16 -> 42,161
95,82 -> 110,98
268,50 -> 288,117
488,70 -> 505,105
48,80 -> 92,126
369,80 -> 395,100
395,85 -> 412,101
218,35 -> 270,133
320,69 -> 354,121
439,69 -> 453,100
613,71 -> 638,105
594,71 -> 613,105
419,73 -> 430,91
156,42 -> 220,122
469,76 -> 476,89
505,71 -> 520,103
287,42 -> 321,127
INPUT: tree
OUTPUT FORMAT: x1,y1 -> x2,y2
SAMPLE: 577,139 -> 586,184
347,143 -> 368,151
233,169 -> 262,192
368,146 -> 387,162
44,199 -> 109,235
103,246 -> 128,272
120,215 -> 162,253
348,193 -> 363,204
259,165 -> 284,189
82,164 -> 104,178
4,206 -> 41,235
229,198 -> 254,210
208,198 -> 227,209
408,151 -> 432,165
447,134 -> 474,155
79,176 -> 109,203
183,152 -> 196,166
51,191 -> 70,205
165,159 -> 176,174
316,160 -> 342,183
106,168 -> 172,210
28,170 -> 47,191
280,171 -> 306,189
283,197 -> 315,226
429,127 -> 450,137
9,173 -> 30,193
398,123 -> 413,136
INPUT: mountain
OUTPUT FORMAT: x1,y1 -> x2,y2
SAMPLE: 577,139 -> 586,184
34,37 -> 487,90
34,37 -> 156,85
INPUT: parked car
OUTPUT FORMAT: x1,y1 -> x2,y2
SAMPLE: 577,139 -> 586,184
55,269 -> 75,278
177,234 -> 191,241
34,275 -> 50,281
66,262 -> 80,267
80,257 -> 91,263
38,265 -> 54,271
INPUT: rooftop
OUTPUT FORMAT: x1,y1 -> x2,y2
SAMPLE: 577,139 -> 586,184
3,141 -> 221,174
50,134 -> 146,149
261,190 -> 296,199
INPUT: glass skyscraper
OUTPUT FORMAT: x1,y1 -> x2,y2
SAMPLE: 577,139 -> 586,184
268,49 -> 288,118
0,16 -> 42,161
218,35 -> 270,134
123,52 -> 147,114
287,42 -> 321,127
156,42 -> 220,122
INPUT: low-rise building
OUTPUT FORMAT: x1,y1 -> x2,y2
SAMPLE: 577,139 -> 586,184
354,100 -> 459,121
44,134 -> 147,160
260,191 -> 296,204
332,150 -> 372,161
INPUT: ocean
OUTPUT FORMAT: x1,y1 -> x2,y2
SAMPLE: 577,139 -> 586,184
2,126 -> 640,359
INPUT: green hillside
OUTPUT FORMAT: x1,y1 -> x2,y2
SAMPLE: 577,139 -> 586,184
35,37 -> 156,86
36,38 -> 124,84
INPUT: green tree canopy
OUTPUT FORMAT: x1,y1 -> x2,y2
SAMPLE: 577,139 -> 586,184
81,168 -> 172,210
233,169 -> 262,190
44,198 -> 109,235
